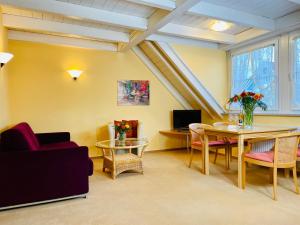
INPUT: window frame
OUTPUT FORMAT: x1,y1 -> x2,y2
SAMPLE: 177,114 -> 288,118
228,39 -> 279,114
289,31 -> 300,111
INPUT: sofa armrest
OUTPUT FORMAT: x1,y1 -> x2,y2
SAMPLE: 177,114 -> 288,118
0,146 -> 89,208
35,132 -> 71,144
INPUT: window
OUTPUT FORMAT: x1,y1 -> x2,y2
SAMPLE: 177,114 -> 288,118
231,44 -> 278,110
292,37 -> 300,109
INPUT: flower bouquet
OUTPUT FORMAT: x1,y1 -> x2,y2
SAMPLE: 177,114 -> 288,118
228,91 -> 267,128
115,121 -> 130,141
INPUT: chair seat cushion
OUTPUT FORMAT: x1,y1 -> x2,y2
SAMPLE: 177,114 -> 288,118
297,148 -> 300,157
245,151 -> 274,162
40,141 -> 78,151
228,139 -> 238,144
192,140 -> 226,147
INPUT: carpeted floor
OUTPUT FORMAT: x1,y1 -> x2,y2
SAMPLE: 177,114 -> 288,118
1,150 -> 300,225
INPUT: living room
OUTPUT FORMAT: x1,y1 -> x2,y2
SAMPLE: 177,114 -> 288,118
1,0 -> 300,224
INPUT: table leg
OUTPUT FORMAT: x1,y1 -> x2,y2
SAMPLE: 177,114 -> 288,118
204,134 -> 209,175
238,135 -> 244,188
186,134 -> 189,153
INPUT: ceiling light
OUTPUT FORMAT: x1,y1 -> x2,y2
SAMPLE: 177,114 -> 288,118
211,21 -> 230,32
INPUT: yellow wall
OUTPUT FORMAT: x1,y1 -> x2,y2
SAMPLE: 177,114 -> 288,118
171,44 -> 228,110
7,40 -> 185,157
0,9 -> 9,130
171,44 -> 228,124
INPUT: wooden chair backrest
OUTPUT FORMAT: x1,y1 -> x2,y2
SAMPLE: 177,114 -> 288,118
213,122 -> 229,127
189,123 -> 212,144
275,133 -> 300,164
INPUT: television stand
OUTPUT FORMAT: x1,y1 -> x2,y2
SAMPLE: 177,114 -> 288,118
159,130 -> 190,152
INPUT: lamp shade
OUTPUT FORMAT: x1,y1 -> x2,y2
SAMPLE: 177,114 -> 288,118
0,52 -> 14,67
68,70 -> 83,80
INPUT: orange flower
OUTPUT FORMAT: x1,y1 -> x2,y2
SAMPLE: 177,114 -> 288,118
253,94 -> 261,100
240,91 -> 247,97
233,96 -> 239,102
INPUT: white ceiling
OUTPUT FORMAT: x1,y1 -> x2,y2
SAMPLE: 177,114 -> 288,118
204,0 -> 300,19
56,0 -> 156,18
0,0 -> 300,51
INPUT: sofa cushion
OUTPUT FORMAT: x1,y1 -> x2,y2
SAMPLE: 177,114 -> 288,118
0,122 -> 40,152
40,141 -> 78,151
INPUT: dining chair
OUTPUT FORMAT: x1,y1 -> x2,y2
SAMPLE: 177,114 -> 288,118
242,133 -> 300,200
212,122 -> 237,169
188,123 -> 228,171
297,145 -> 300,171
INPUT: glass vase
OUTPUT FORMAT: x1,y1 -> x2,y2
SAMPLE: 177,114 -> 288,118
243,108 -> 254,129
118,132 -> 126,141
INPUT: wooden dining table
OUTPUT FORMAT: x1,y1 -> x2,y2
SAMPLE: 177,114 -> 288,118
202,125 -> 297,188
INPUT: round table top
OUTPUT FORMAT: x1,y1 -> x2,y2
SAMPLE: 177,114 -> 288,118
95,138 -> 148,149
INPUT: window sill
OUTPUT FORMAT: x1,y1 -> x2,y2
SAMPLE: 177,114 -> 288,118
225,110 -> 300,117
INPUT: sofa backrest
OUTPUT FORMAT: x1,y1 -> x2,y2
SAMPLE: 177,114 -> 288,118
0,122 -> 40,152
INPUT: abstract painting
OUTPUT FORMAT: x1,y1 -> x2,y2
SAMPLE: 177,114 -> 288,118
117,80 -> 150,106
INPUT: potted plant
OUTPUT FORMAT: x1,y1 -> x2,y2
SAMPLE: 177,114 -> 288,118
228,91 -> 267,128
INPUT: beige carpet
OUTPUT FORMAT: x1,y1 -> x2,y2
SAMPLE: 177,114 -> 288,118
1,150 -> 300,225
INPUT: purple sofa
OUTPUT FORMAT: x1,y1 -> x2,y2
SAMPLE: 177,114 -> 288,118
0,122 -> 93,210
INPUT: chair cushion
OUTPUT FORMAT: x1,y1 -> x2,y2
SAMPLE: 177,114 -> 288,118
40,141 -> 78,151
297,148 -> 300,157
114,120 -> 138,138
245,151 -> 274,163
228,139 -> 238,145
192,140 -> 226,147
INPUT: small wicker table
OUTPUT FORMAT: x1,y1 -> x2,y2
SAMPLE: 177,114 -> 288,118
95,138 -> 148,179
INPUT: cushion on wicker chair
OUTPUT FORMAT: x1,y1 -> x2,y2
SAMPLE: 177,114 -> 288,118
228,139 -> 238,144
192,140 -> 226,147
245,151 -> 274,162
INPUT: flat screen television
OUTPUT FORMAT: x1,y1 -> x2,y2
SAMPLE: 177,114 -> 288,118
173,110 -> 201,130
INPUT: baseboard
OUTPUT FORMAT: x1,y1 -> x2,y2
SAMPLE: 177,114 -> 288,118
0,194 -> 87,211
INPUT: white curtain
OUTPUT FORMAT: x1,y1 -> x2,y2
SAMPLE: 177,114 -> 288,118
293,38 -> 300,108
231,45 -> 276,110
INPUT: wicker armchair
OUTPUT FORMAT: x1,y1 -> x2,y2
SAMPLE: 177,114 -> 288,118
189,123 -> 228,171
242,133 -> 300,200
212,122 -> 237,169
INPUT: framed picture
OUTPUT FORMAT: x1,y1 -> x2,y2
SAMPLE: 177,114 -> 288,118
117,80 -> 150,106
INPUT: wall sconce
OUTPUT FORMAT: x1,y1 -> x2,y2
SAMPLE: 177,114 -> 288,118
68,70 -> 83,81
0,52 -> 14,68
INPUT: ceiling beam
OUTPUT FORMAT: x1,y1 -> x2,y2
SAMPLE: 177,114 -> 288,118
188,2 -> 275,30
8,30 -> 117,51
221,10 -> 300,51
0,0 -> 147,30
2,14 -> 129,43
158,23 -> 236,44
146,34 -> 219,49
288,0 -> 300,4
120,0 -> 202,51
125,0 -> 176,10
